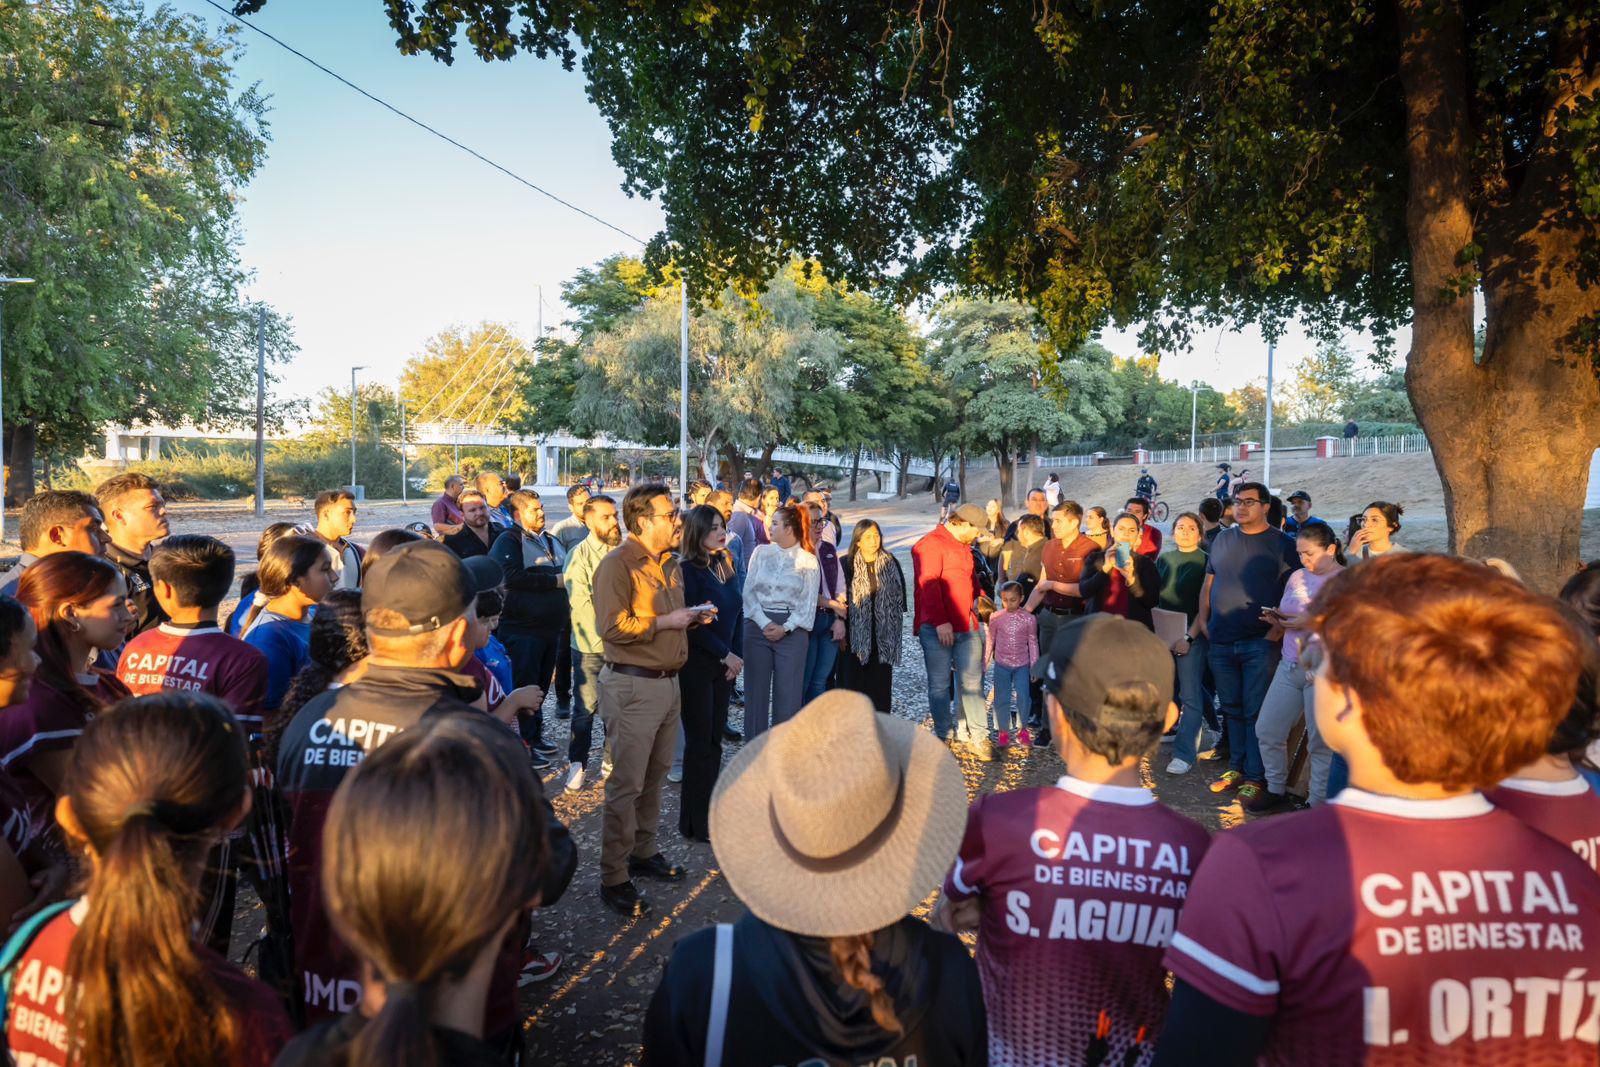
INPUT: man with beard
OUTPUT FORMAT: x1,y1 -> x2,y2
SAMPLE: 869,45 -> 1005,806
591,485 -> 704,917
441,489 -> 504,559
561,493 -> 621,792
490,490 -> 568,767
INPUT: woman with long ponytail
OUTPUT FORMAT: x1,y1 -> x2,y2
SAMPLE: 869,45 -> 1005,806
274,712 -> 548,1066
228,523 -> 302,636
3,691 -> 292,1066
1,553 -> 133,843
241,535 -> 336,715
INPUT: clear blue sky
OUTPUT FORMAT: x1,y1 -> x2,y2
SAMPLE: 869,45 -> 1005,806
179,1 -> 1405,411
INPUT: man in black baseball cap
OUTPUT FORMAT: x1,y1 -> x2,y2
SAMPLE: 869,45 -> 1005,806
937,613 -> 1208,1065
1032,613 -> 1177,760
1283,490 -> 1321,535
275,538 -> 576,1024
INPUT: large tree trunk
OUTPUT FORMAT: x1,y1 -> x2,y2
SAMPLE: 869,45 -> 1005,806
758,441 -> 776,476
1026,435 -> 1041,509
994,446 -> 1015,510
958,445 -> 968,500
1398,0 -> 1600,593
7,423 -> 37,504
896,451 -> 911,499
719,443 -> 744,487
849,445 -> 861,501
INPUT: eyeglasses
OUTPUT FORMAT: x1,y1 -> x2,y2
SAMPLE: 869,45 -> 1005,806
1233,497 -> 1264,507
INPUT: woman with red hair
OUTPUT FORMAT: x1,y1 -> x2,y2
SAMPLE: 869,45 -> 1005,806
741,504 -> 819,738
2,552 -> 132,843
1156,554 -> 1600,1065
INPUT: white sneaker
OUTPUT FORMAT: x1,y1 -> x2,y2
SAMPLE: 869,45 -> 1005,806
564,762 -> 585,793
599,756 -> 613,782
1166,758 -> 1194,775
667,765 -> 684,784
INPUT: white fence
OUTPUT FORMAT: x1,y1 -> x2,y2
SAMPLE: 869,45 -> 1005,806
1034,433 -> 1432,469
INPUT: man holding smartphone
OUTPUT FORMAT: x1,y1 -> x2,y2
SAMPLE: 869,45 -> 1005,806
591,484 -> 708,919
1196,482 -> 1301,806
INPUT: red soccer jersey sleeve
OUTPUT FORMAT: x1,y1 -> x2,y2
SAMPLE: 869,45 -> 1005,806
1489,777 -> 1600,873
1165,791 -> 1600,1065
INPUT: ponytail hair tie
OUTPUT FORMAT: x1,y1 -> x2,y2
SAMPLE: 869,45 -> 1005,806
124,801 -> 158,820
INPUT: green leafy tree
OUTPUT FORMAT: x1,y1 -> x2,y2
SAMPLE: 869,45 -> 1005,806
316,0 -> 1600,589
1,1 -> 293,498
1348,370 -> 1418,424
932,299 -> 1121,507
565,267 -> 840,480
1290,342 -> 1361,423
804,282 -> 929,498
1105,357 -> 1238,450
1228,382 -> 1269,434
401,323 -> 531,429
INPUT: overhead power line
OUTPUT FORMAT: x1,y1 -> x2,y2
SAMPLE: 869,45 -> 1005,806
199,0 -> 648,247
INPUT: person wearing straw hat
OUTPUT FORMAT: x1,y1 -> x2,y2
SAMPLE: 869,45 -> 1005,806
936,614 -> 1209,1067
642,689 -> 987,1066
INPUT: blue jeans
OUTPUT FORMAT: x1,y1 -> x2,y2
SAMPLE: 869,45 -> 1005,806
568,651 -> 606,766
1207,637 -> 1280,781
803,621 -> 841,704
1171,634 -> 1211,764
991,663 -> 1030,734
918,625 -> 986,741
1326,754 -> 1350,799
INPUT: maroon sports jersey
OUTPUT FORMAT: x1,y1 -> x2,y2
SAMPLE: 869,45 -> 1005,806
0,673 -> 129,841
1166,789 -> 1600,1065
5,898 -> 292,1067
1040,534 -> 1098,613
1489,776 -> 1600,873
116,623 -> 270,729
943,776 -> 1210,1067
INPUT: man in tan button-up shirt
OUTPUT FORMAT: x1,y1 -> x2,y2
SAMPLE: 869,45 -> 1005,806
591,484 -> 703,918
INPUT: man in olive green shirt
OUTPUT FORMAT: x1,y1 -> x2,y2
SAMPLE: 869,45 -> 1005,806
562,494 -> 620,793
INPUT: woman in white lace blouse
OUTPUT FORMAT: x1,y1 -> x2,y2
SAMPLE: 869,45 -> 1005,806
742,503 -> 820,737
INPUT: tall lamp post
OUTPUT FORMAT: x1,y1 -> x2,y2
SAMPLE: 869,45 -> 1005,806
349,365 -> 366,492
1263,341 -> 1276,491
0,277 -> 37,545
1189,382 -> 1200,464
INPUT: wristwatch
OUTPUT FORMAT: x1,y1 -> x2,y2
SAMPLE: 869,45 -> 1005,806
1184,634 -> 1196,645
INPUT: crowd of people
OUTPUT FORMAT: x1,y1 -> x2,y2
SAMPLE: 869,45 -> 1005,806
0,463 -> 1595,1066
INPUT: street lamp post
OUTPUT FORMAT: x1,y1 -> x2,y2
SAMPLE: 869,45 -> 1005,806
1263,341 -> 1276,491
350,365 -> 366,492
1189,383 -> 1199,464
0,277 -> 37,545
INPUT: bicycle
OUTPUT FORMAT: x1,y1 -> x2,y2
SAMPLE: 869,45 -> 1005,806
1134,487 -> 1168,524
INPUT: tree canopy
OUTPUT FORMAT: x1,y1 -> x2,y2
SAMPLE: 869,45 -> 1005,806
294,0 -> 1600,587
2,1 -> 294,497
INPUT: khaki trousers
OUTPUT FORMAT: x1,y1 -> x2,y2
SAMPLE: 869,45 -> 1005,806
598,666 -> 682,886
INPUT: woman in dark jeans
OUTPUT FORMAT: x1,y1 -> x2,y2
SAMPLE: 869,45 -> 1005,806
838,519 -> 906,713
677,505 -> 743,843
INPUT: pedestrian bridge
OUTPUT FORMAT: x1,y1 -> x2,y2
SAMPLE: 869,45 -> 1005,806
102,422 -> 937,488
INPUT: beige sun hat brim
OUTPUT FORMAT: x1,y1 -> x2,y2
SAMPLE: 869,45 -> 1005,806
709,714 -> 969,938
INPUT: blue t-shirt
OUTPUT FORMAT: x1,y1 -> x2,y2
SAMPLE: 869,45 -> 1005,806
1282,513 -> 1325,536
1204,525 -> 1301,644
243,612 -> 313,712
476,634 -> 514,697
